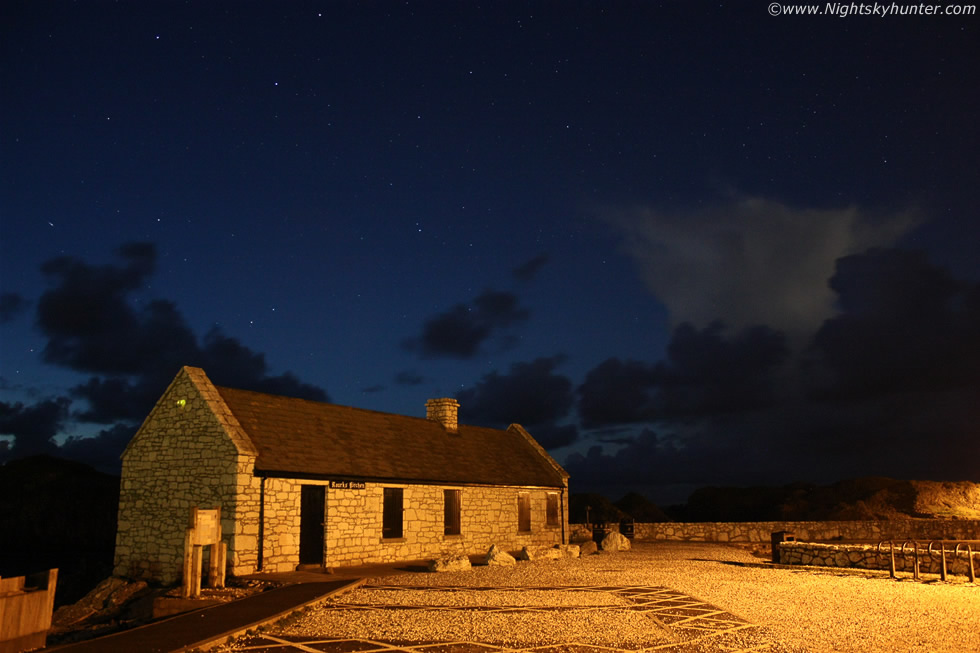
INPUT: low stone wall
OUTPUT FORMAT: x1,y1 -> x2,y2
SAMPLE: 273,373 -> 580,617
779,540 -> 980,577
630,520 -> 980,543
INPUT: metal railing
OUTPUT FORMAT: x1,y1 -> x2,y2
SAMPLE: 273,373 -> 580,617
876,539 -> 978,582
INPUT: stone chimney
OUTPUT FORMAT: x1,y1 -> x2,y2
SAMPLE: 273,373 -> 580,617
426,398 -> 459,432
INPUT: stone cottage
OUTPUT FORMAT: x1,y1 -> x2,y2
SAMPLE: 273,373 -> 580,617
114,367 -> 569,584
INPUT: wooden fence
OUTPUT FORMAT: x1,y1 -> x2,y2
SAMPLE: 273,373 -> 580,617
0,569 -> 58,653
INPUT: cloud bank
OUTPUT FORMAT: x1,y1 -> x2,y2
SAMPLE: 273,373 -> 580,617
604,197 -> 917,337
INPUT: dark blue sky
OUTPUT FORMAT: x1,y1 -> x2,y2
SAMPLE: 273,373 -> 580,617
2,1 -> 978,503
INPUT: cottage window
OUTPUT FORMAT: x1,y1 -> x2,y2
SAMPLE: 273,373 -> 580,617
444,489 -> 461,535
546,492 -> 559,526
382,487 -> 404,539
517,492 -> 531,532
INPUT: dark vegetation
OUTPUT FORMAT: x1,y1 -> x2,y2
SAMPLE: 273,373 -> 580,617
0,455 -> 119,606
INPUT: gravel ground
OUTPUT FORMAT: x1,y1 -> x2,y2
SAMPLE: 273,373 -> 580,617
267,542 -> 980,652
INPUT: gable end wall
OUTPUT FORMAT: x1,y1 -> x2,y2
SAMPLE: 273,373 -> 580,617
113,371 -> 253,584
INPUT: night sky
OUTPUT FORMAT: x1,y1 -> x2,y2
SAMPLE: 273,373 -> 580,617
2,2 -> 978,504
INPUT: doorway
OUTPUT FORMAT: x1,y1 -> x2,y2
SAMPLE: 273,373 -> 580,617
299,485 -> 325,565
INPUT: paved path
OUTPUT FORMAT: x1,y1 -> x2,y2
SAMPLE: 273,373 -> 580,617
48,580 -> 362,653
221,583 -> 777,652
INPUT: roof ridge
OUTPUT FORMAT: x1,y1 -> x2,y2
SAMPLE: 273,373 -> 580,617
214,384 -> 510,433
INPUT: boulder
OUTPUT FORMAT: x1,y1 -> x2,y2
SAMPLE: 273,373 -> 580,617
579,540 -> 598,556
428,554 -> 472,572
484,544 -> 517,566
52,577 -> 149,628
518,545 -> 562,562
555,544 -> 580,558
600,531 -> 631,552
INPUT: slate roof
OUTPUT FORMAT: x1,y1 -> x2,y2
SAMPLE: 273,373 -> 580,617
215,386 -> 568,488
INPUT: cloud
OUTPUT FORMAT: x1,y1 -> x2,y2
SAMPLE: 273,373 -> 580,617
403,289 -> 530,359
361,384 -> 385,393
512,254 -> 549,282
1,243 -> 330,471
32,244 -> 328,426
456,356 -> 578,448
806,248 -> 980,400
58,423 -> 136,471
604,196 -> 917,337
577,358 -> 659,429
0,397 -> 71,459
577,322 -> 788,428
571,248 -> 980,502
0,293 -> 30,323
568,384 -> 980,498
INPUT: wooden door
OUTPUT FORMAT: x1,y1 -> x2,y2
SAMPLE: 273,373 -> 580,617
299,485 -> 325,565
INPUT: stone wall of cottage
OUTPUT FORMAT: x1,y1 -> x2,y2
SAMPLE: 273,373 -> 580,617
325,484 -> 565,567
779,540 -> 980,577
114,372 -> 249,584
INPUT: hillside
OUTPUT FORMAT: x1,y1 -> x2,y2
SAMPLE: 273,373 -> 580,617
670,477 -> 980,522
0,455 -> 120,606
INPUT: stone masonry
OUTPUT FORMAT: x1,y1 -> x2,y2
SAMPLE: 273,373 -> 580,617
115,368 -> 569,584
780,540 -> 980,577
632,519 -> 980,543
324,484 -> 563,567
114,368 -> 258,583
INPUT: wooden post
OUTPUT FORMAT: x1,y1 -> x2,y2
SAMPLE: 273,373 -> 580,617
181,506 -> 223,598
181,528 -> 194,599
191,545 -> 203,598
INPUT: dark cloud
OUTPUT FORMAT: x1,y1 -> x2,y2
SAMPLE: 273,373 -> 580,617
58,423 -> 136,472
569,384 -> 980,500
403,289 -> 530,359
512,254 -> 549,282
32,244 -> 328,426
2,243 -> 330,471
572,248 -> 980,503
655,322 -> 788,418
0,293 -> 30,323
394,370 -> 424,386
456,356 -> 577,448
577,358 -> 659,429
0,397 -> 71,460
361,384 -> 385,393
807,248 -> 980,400
577,322 -> 787,428
37,245 -> 194,375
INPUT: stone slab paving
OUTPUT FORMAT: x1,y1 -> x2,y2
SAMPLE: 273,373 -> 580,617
222,583 -> 778,653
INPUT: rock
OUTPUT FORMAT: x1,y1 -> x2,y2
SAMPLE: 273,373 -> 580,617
600,531 -> 631,552
51,577 -> 149,628
555,544 -> 580,558
579,540 -> 598,556
518,545 -> 563,561
484,544 -> 516,566
427,554 -> 472,572
107,580 -> 148,609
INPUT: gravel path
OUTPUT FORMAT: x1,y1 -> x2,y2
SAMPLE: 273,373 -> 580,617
263,542 -> 980,652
